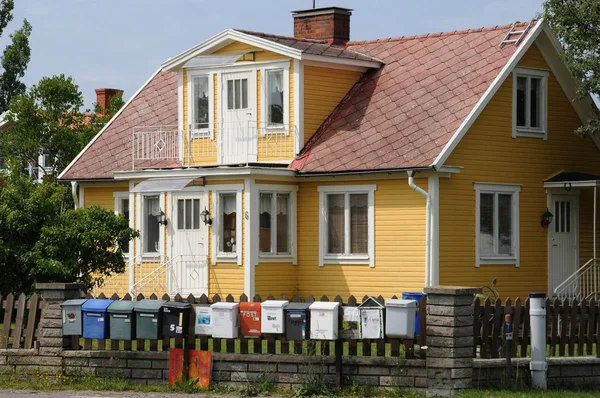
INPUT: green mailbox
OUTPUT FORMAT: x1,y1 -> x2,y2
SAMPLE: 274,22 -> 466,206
108,301 -> 136,340
134,300 -> 166,339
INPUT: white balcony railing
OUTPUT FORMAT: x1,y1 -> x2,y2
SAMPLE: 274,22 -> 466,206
132,122 -> 297,170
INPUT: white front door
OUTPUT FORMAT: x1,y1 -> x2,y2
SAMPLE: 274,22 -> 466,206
549,194 -> 579,296
222,70 -> 256,164
169,191 -> 209,295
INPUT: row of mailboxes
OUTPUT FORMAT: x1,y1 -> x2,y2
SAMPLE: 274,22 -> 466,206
62,297 -> 418,341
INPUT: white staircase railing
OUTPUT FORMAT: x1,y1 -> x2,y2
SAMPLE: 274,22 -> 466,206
129,254 -> 208,297
93,255 -> 141,297
554,258 -> 598,301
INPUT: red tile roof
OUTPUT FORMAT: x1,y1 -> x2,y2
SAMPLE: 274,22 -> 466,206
61,70 -> 178,180
290,23 -> 533,173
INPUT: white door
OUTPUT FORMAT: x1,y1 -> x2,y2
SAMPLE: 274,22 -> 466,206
169,191 -> 209,295
549,194 -> 579,296
222,71 -> 256,164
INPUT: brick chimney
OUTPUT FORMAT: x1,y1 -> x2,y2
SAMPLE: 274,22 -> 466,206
95,88 -> 123,113
292,7 -> 352,45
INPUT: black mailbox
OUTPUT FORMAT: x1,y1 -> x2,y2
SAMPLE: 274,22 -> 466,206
162,302 -> 193,338
285,303 -> 310,341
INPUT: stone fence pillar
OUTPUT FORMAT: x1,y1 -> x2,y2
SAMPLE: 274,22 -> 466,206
36,283 -> 83,374
424,286 -> 480,397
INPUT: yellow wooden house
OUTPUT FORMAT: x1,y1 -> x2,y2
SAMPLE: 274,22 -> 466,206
60,7 -> 600,300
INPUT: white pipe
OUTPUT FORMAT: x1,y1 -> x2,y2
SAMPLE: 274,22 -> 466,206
408,171 -> 431,287
71,181 -> 79,209
529,292 -> 547,389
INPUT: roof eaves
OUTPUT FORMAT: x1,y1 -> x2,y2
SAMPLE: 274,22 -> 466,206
300,53 -> 383,69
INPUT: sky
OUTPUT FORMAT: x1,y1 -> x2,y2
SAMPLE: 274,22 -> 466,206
6,0 -> 546,109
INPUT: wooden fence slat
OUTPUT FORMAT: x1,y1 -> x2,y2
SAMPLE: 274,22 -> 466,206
578,299 -> 587,356
481,298 -> 492,359
473,298 -> 481,358
503,298 -> 512,359
587,299 -> 596,356
1,294 -> 15,349
521,298 -> 531,358
24,294 -> 40,349
550,298 -> 559,357
12,293 -> 27,348
511,298 -> 522,358
559,298 -> 568,356
569,299 -> 578,356
417,296 -> 427,347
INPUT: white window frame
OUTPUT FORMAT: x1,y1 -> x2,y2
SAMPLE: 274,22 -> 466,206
318,185 -> 376,267
260,62 -> 290,135
256,184 -> 298,263
474,183 -> 521,267
187,70 -> 214,139
114,192 -> 133,257
212,185 -> 243,265
512,67 -> 549,140
139,192 -> 165,259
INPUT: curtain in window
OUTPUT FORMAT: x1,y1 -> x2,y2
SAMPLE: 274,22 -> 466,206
350,194 -> 368,254
277,194 -> 289,253
267,70 -> 284,125
479,193 -> 494,256
498,194 -> 512,255
259,193 -> 272,253
530,77 -> 541,128
516,76 -> 527,127
327,194 -> 345,254
221,193 -> 237,253
193,76 -> 209,128
145,196 -> 160,253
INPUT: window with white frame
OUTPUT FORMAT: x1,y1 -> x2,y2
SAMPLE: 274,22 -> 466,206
114,192 -> 131,255
318,185 -> 376,267
261,64 -> 289,134
143,195 -> 161,255
188,73 -> 212,138
213,188 -> 242,264
474,183 -> 520,267
259,192 -> 290,255
513,67 -> 548,139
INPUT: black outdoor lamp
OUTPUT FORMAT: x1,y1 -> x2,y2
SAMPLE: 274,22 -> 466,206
155,210 -> 168,226
200,207 -> 212,226
541,208 -> 553,228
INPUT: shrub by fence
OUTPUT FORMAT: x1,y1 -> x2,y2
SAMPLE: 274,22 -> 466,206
0,293 -> 42,349
78,291 -> 427,359
474,297 -> 600,359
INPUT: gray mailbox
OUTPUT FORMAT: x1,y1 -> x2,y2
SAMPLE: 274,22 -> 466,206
108,300 -> 136,340
61,299 -> 87,336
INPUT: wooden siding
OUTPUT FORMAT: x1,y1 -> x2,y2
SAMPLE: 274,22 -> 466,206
82,185 -> 128,210
303,65 -> 362,144
296,178 -> 427,298
255,262 -> 298,298
439,43 -> 600,298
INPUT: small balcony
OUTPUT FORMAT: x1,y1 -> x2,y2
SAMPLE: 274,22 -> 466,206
132,122 -> 298,170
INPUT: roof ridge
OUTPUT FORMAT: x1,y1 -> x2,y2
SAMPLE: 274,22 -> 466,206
233,29 -> 330,44
346,21 -> 534,46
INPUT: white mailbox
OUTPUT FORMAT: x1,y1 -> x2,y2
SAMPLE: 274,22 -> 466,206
359,297 -> 385,339
194,305 -> 211,335
385,299 -> 417,339
309,301 -> 340,340
211,302 -> 240,339
261,300 -> 288,334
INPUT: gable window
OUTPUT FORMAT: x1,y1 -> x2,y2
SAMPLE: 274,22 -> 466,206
318,185 -> 376,267
513,67 -> 548,139
143,195 -> 161,255
114,192 -> 132,255
212,185 -> 243,265
187,72 -> 213,138
266,70 -> 284,126
474,183 -> 520,267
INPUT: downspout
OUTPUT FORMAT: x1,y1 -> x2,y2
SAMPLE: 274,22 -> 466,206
71,181 -> 79,209
408,171 -> 431,287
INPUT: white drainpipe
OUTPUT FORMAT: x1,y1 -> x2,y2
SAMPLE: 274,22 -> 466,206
408,171 -> 431,287
71,181 -> 79,209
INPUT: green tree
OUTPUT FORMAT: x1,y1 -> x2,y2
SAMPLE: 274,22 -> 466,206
3,75 -> 90,177
0,0 -> 32,113
0,172 -> 137,294
543,0 -> 600,136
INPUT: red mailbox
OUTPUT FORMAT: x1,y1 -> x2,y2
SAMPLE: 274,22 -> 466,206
240,302 -> 261,337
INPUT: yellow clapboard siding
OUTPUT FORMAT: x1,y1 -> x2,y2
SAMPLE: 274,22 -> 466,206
303,65 -> 362,144
255,262 -> 298,298
439,43 -> 600,299
296,178 -> 427,299
82,185 -> 128,210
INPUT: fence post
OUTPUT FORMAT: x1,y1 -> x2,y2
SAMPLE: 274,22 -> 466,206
424,286 -> 480,397
35,283 -> 84,374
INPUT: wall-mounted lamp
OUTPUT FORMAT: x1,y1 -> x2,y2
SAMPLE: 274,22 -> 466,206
541,208 -> 554,228
200,207 -> 212,226
155,210 -> 168,226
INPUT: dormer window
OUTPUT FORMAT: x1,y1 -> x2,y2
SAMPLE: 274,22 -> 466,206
188,72 -> 213,138
261,63 -> 289,134
512,67 -> 548,139
266,69 -> 284,126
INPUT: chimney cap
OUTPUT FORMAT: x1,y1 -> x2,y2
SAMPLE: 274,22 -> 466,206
292,6 -> 353,17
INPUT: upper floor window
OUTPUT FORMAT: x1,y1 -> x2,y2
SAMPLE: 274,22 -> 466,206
266,69 -> 284,126
512,67 -> 548,139
318,185 -> 376,267
188,72 -> 213,138
474,183 -> 520,267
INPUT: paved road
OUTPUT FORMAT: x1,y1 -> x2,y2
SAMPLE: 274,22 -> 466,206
0,392 -> 247,398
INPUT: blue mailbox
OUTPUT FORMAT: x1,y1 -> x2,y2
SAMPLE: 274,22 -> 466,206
82,299 -> 114,339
